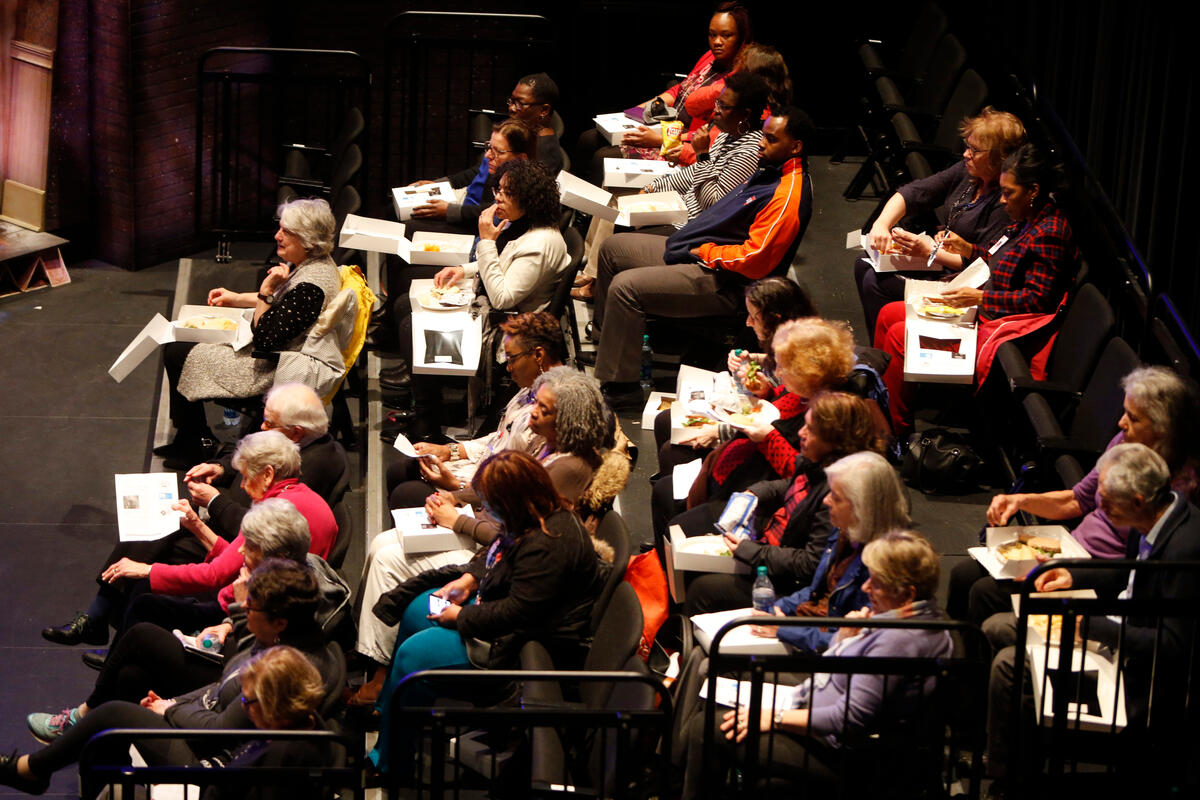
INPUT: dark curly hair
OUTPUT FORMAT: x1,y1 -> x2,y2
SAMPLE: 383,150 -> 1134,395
806,391 -> 889,464
493,160 -> 561,228
722,72 -> 769,122
247,559 -> 321,639
518,72 -> 559,107
500,310 -> 568,365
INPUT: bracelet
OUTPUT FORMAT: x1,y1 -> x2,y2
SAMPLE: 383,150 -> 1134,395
449,442 -> 460,460
773,709 -> 786,728
458,479 -> 467,491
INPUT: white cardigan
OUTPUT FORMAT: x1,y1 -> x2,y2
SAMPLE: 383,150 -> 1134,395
464,226 -> 570,312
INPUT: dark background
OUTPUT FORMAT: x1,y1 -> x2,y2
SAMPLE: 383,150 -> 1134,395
41,0 -> 1197,335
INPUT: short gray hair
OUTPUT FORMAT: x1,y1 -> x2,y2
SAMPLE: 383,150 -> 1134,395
241,498 -> 310,562
824,451 -> 911,543
1098,442 -> 1172,511
532,366 -> 607,465
232,430 -> 302,481
265,383 -> 329,436
277,198 -> 335,258
1121,366 -> 1200,472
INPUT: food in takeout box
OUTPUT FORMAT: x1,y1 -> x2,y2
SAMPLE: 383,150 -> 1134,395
422,284 -> 472,308
998,531 -> 1063,562
180,316 -> 237,331
422,243 -> 443,252
919,301 -> 967,318
678,535 -> 734,558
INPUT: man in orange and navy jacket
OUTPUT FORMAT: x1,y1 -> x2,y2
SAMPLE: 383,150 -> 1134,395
592,106 -> 813,408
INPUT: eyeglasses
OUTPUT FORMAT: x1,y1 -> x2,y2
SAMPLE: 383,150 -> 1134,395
503,348 -> 533,367
240,694 -> 260,708
492,186 -> 509,200
963,140 -> 989,156
507,96 -> 540,110
486,144 -> 513,157
714,100 -> 740,113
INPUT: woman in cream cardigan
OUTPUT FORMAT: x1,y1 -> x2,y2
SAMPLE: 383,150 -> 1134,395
431,159 -> 569,313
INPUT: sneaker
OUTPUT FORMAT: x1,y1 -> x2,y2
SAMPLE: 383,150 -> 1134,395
26,707 -> 79,744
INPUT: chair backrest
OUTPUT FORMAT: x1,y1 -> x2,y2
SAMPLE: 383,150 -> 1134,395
317,640 -> 348,718
895,3 -> 950,81
329,143 -> 363,198
330,106 -> 365,163
547,227 -> 584,319
581,581 -> 644,708
1044,283 -> 1116,391
1068,336 -> 1141,451
331,183 -> 361,232
932,69 -> 989,151
328,499 -> 351,570
589,510 -> 634,634
912,33 -> 967,113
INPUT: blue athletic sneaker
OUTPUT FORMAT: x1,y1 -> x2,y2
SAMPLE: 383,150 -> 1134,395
26,707 -> 79,744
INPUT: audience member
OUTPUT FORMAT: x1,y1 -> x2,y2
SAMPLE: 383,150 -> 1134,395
739,43 -> 792,113
158,198 -> 341,465
874,143 -> 1078,437
950,365 -> 1200,626
593,105 -> 814,409
2,561 -> 339,795
367,451 -> 606,773
674,531 -> 951,799
854,108 -> 1026,334
679,392 -> 889,614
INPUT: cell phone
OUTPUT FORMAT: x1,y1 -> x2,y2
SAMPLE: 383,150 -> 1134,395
428,594 -> 452,615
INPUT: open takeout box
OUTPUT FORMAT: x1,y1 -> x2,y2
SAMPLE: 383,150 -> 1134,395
338,213 -> 407,255
556,171 -> 619,222
901,259 -> 990,384
602,157 -> 675,189
967,524 -> 1090,580
400,231 -> 475,266
391,181 -> 456,221
665,524 -> 751,602
109,305 -> 252,383
408,279 -> 482,376
615,191 -> 688,228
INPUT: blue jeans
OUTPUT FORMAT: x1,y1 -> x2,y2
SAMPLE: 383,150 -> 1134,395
370,589 -> 473,772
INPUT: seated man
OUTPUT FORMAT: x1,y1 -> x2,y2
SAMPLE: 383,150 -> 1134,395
589,105 -> 814,408
183,382 -> 349,538
985,443 -> 1200,792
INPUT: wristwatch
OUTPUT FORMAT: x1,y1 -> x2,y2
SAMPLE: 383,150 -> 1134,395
257,292 -> 275,305
773,709 -> 786,727
449,443 -> 461,460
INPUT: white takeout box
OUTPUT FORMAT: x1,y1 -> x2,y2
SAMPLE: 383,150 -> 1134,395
408,278 -> 483,376
641,391 -> 676,431
556,171 -> 619,222
901,260 -> 990,384
615,191 -> 688,228
665,524 -> 751,602
667,366 -> 733,443
852,230 -> 944,273
391,181 -> 456,221
967,525 -> 1091,580
401,231 -> 475,266
691,609 -> 790,656
391,506 -> 477,555
339,213 -> 407,255
1026,627 -> 1127,732
594,112 -> 642,145
602,157 -> 675,189
109,305 -> 252,383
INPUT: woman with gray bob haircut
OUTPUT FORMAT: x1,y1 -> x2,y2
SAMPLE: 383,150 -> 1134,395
158,196 -> 342,464
1121,366 -> 1200,479
764,451 -> 911,652
1097,443 -> 1172,512
232,430 -> 302,484
240,497 -> 311,564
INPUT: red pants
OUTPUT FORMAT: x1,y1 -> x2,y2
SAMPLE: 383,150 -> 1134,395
874,301 -> 914,436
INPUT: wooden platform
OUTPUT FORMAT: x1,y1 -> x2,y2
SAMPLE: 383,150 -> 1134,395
0,219 -> 69,298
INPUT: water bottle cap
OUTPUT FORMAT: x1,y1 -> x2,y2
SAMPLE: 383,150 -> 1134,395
756,565 -> 767,576
202,637 -> 213,648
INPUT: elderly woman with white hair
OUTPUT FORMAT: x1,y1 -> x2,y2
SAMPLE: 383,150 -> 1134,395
754,450 -> 912,653
347,366 -> 624,707
949,364 -> 1200,626
157,198 -> 343,464
48,431 -> 337,668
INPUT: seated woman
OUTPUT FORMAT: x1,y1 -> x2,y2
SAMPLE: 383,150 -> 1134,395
431,159 -> 569,314
678,392 -> 890,614
739,43 -> 792,114
854,108 -> 1026,334
755,450 -> 911,653
2,560 -> 338,795
202,645 -> 331,800
675,531 -> 952,799
159,198 -> 342,465
573,71 -> 770,301
575,1 -> 752,180
949,365 -> 1200,626
385,312 -> 567,509
350,366 -> 615,707
368,451 -> 606,773
99,431 -> 336,650
874,143 -> 1078,438
653,276 -> 816,476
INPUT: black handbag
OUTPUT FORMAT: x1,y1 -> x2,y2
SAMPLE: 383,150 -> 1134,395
900,428 -> 985,494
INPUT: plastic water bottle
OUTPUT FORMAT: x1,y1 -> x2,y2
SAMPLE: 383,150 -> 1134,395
220,407 -> 241,429
639,334 -> 654,391
198,632 -> 221,651
751,566 -> 775,613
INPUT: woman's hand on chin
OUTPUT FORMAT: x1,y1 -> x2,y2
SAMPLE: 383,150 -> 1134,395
477,204 -> 509,241
260,264 -> 292,294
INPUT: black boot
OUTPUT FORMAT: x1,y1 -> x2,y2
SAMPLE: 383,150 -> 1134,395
41,612 -> 108,646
